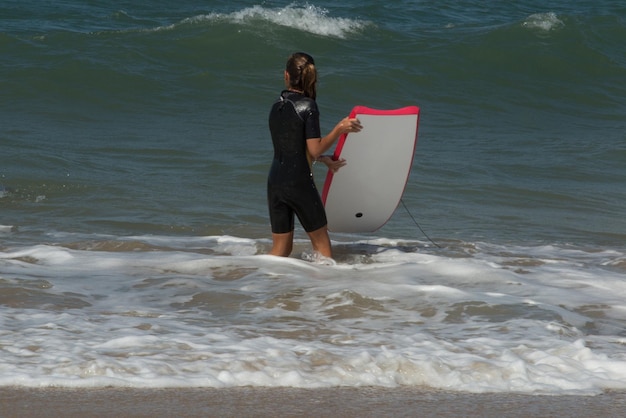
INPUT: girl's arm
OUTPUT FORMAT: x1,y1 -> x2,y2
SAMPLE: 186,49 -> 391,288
306,117 -> 362,160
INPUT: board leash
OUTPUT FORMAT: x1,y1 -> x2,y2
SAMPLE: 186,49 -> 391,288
400,199 -> 441,249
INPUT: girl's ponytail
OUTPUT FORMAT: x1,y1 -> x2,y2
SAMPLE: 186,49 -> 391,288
300,61 -> 317,100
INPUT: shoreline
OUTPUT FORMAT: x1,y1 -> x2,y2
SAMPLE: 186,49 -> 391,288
1,387 -> 625,418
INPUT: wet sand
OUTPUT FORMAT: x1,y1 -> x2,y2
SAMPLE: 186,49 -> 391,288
1,387 -> 624,417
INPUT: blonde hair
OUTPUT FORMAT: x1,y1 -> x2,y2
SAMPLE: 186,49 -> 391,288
285,52 -> 317,100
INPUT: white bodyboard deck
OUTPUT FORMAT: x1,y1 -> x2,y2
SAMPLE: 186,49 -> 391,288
321,106 -> 420,233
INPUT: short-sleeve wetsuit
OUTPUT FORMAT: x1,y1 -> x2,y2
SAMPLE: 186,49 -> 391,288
267,90 -> 327,234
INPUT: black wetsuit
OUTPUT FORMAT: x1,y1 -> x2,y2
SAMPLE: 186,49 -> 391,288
267,90 -> 327,234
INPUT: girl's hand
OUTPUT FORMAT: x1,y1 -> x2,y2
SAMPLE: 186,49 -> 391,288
337,117 -> 362,134
318,155 -> 346,173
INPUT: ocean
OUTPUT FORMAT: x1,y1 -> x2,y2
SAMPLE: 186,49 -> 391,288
1,0 -> 625,396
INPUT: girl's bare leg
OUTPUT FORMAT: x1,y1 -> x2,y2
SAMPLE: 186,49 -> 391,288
270,231 -> 294,257
306,225 -> 332,258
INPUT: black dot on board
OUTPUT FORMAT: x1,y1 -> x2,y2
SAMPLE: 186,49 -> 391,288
355,212 -> 363,218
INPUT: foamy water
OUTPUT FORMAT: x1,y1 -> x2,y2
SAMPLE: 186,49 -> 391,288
1,233 -> 625,394
175,4 -> 369,38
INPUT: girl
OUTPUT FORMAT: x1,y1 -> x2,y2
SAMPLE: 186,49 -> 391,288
267,52 -> 362,259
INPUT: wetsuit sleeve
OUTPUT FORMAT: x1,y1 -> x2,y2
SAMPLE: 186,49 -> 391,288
304,101 -> 322,139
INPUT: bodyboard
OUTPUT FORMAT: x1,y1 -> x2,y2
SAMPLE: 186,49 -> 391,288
321,106 -> 420,233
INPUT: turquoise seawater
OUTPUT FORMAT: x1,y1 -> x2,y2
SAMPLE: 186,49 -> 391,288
1,1 -> 626,393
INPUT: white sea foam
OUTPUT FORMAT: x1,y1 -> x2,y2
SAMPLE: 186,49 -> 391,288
522,12 -> 565,32
181,4 -> 369,38
0,235 -> 625,393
